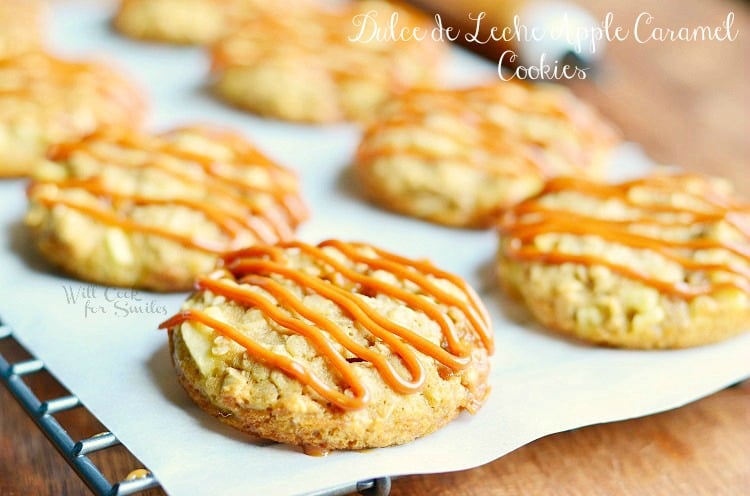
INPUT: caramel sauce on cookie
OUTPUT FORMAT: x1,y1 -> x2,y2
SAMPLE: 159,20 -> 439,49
356,84 -> 618,178
498,175 -> 750,299
0,52 -> 142,110
160,240 -> 493,411
27,128 -> 308,252
210,2 -> 439,90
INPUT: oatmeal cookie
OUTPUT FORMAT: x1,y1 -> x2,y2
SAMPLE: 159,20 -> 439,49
354,82 -> 619,227
497,174 -> 750,348
25,126 -> 308,291
209,1 -> 445,123
113,0 -> 293,45
162,240 -> 493,451
0,52 -> 145,177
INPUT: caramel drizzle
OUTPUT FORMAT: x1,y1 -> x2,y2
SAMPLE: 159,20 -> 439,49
499,175 -> 750,299
0,53 -> 97,91
357,85 -> 613,178
50,129 -> 307,224
29,129 -> 308,252
210,3 -> 438,91
160,241 -> 493,410
0,52 -> 142,114
30,179 -> 274,253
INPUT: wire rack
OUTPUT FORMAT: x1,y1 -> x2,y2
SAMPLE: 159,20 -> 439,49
0,319 -> 392,496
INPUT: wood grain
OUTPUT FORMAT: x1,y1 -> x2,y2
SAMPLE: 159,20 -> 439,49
2,0 -> 749,494
391,382 -> 750,496
568,0 -> 749,195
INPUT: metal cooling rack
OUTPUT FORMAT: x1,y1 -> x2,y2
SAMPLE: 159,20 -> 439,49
0,319 -> 392,496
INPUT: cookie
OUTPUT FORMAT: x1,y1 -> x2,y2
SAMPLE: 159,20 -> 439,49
354,83 -> 619,228
209,1 -> 445,123
25,127 -> 308,292
497,174 -> 750,349
113,0 -> 283,45
160,240 -> 493,452
0,0 -> 45,59
0,52 -> 145,177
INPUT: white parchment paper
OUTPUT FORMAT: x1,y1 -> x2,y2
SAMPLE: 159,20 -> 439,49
0,2 -> 748,495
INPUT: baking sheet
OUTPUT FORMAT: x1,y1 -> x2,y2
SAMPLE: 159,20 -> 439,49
1,2 -> 749,495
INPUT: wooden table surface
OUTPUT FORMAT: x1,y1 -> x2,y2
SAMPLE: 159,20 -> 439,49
1,0 -> 749,495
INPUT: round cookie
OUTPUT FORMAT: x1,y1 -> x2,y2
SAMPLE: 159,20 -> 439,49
25,127 -> 308,292
0,0 -> 45,59
209,1 -> 445,123
497,174 -> 750,349
113,0 -> 289,45
0,51 -> 145,177
354,83 -> 619,228
160,240 -> 493,452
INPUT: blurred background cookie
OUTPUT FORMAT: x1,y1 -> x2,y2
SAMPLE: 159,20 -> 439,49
0,52 -> 145,177
209,1 -> 445,123
354,82 -> 619,228
497,173 -> 750,349
0,0 -> 45,59
25,127 -> 308,292
113,0 -> 292,45
161,240 -> 493,452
